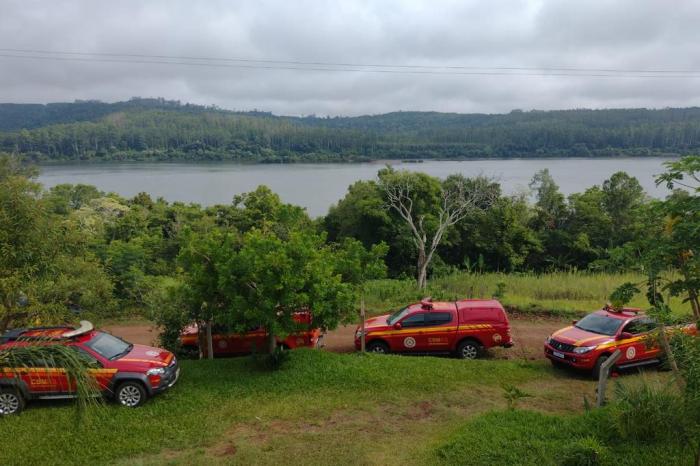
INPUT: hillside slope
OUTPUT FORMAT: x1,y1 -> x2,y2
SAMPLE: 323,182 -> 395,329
1,98 -> 699,162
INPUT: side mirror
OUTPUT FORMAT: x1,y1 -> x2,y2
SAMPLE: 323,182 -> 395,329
618,332 -> 633,340
572,320 -> 578,325
393,322 -> 402,330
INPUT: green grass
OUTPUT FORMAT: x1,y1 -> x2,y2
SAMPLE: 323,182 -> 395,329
0,350 -> 542,466
364,271 -> 693,318
435,409 -> 690,466
0,350 -> 686,466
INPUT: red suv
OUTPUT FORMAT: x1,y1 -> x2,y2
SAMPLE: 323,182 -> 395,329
355,299 -> 513,359
0,321 -> 179,415
544,306 -> 698,378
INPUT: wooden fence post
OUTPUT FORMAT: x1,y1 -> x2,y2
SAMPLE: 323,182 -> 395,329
360,295 -> 366,353
596,350 -> 622,407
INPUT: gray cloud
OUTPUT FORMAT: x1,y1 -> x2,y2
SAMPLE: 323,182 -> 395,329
1,0 -> 699,116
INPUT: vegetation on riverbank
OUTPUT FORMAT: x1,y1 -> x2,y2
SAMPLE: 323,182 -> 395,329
3,98 -> 700,162
2,152 -> 698,333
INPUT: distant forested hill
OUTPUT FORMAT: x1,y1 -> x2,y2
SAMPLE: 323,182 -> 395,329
1,98 -> 699,162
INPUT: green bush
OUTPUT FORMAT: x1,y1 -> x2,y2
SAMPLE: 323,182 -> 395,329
559,436 -> 608,466
612,382 -> 688,443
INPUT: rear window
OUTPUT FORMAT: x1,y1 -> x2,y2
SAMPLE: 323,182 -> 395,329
426,312 -> 453,326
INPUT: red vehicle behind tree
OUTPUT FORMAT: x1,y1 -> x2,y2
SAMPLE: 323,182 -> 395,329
0,321 -> 179,415
544,306 -> 698,378
179,311 -> 324,357
355,299 -> 513,359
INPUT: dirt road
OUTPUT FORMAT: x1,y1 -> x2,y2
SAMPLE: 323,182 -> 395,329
103,315 -> 568,360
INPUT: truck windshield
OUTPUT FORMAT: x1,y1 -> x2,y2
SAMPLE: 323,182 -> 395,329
387,307 -> 410,325
574,314 -> 623,336
85,332 -> 133,360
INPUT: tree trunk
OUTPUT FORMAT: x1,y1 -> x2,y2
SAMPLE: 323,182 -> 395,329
267,332 -> 277,354
360,294 -> 366,353
206,320 -> 214,361
688,289 -> 700,321
681,269 -> 700,321
657,322 -> 685,392
417,249 -> 428,289
197,322 -> 207,360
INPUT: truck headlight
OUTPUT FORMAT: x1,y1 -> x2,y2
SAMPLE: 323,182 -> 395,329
147,368 -> 166,376
573,346 -> 596,354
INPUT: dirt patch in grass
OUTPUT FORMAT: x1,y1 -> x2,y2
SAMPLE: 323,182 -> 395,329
102,322 -> 159,346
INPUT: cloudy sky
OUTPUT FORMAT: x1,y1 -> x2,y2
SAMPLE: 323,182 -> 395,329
1,0 -> 699,116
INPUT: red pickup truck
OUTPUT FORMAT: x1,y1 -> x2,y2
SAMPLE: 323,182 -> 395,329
179,311 -> 323,356
355,299 -> 513,359
545,306 -> 698,378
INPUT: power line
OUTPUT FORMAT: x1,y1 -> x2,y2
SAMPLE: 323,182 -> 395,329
1,49 -> 699,79
2,47 -> 700,74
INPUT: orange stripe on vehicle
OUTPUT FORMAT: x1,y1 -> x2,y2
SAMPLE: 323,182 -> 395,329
597,336 -> 645,350
574,336 -> 607,346
370,326 -> 459,337
457,324 -> 493,330
2,367 -> 66,374
552,326 -> 573,337
120,359 -> 167,365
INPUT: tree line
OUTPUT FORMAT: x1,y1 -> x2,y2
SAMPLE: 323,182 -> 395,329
3,100 -> 700,162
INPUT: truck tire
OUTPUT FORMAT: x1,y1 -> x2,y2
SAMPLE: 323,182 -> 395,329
457,339 -> 481,360
367,340 -> 390,354
0,388 -> 25,416
116,381 -> 148,408
592,354 -> 611,380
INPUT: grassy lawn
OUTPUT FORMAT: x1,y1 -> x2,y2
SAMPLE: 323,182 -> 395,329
364,271 -> 693,318
0,350 -> 691,465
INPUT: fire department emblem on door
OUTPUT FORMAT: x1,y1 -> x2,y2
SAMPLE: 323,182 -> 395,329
403,337 -> 416,348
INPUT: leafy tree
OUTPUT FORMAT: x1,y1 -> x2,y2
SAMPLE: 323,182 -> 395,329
221,229 -> 356,353
44,183 -> 103,215
0,154 -> 114,331
176,227 -> 238,358
653,156 -> 700,320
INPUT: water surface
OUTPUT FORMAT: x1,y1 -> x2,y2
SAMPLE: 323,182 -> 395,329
38,158 -> 676,217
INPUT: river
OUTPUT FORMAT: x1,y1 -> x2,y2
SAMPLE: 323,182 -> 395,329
38,158 -> 676,217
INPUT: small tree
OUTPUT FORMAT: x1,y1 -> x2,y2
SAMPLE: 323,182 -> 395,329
221,229 -> 356,354
380,169 -> 496,289
176,227 -> 238,359
654,156 -> 700,321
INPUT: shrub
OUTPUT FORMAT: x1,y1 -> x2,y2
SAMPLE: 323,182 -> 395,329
559,436 -> 608,466
612,382 -> 688,443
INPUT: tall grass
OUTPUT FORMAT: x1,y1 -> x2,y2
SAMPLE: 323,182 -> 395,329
364,271 -> 692,318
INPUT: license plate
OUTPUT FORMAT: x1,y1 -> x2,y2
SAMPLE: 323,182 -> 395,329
553,351 -> 565,359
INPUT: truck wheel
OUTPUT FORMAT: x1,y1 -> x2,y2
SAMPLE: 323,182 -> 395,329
592,355 -> 611,380
116,381 -> 148,408
457,340 -> 481,360
367,341 -> 390,354
0,388 -> 25,416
